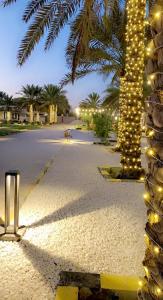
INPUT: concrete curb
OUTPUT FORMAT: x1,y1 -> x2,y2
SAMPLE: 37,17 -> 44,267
23,158 -> 54,203
55,272 -> 141,300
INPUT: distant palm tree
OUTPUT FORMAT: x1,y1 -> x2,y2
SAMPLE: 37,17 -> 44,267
80,92 -> 101,109
57,97 -> 71,116
19,84 -> 42,123
102,86 -> 119,110
0,92 -> 13,110
0,91 -> 14,122
41,84 -> 67,124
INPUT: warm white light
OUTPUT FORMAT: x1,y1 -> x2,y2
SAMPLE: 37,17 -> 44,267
138,280 -> 143,287
147,148 -> 155,157
144,266 -> 149,277
154,246 -> 159,254
143,193 -> 150,200
156,287 -> 161,295
75,107 -> 80,117
155,12 -> 161,19
148,130 -> 154,137
150,74 -> 155,80
157,186 -> 163,193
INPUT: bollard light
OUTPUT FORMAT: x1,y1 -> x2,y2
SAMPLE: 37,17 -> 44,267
0,170 -> 26,241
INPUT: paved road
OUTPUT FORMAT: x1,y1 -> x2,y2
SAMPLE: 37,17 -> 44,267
0,125 -> 80,217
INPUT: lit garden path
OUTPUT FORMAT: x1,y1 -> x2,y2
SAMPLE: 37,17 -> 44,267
0,127 -> 146,300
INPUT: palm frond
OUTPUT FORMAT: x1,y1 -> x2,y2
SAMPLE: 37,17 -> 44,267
18,4 -> 55,65
2,0 -> 17,6
23,0 -> 48,22
45,0 -> 82,50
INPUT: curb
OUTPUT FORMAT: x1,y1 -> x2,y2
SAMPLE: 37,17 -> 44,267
23,158 -> 54,202
55,272 -> 141,300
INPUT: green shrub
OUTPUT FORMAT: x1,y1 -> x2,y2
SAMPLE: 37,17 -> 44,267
80,114 -> 93,130
93,113 -> 112,141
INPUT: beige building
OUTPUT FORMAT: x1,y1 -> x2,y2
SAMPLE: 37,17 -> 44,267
0,106 -> 57,124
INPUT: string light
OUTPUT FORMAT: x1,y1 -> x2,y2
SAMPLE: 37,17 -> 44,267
155,12 -> 161,19
120,0 -> 146,178
146,148 -> 155,157
138,280 -> 143,287
156,287 -> 161,295
143,193 -> 150,201
157,186 -> 163,193
139,8 -> 163,299
154,246 -> 159,254
144,266 -> 149,277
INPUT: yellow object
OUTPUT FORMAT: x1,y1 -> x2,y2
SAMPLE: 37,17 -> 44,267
55,286 -> 78,300
100,274 -> 140,291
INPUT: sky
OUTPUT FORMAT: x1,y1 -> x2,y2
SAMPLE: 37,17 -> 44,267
0,1 -> 110,108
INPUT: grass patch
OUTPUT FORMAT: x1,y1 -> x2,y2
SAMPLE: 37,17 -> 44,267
0,123 -> 41,136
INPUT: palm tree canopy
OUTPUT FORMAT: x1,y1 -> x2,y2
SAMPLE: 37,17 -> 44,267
62,0 -> 126,85
41,84 -> 66,106
1,0 -> 126,65
0,91 -> 14,109
80,92 -> 101,109
19,84 -> 43,108
102,86 -> 119,110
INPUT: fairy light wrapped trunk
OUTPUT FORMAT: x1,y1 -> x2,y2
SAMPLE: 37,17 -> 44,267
115,77 -> 126,151
138,3 -> 163,299
120,0 -> 146,179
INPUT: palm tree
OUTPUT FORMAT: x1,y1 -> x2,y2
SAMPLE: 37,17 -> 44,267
41,84 -> 66,124
138,2 -> 163,299
0,92 -> 14,122
102,86 -> 119,110
57,97 -> 71,116
80,92 -> 102,109
61,2 -> 125,86
2,0 -> 121,65
113,0 -> 146,179
19,84 -> 42,123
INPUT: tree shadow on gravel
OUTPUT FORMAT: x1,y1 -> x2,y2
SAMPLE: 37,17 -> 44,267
20,239 -> 85,292
28,191 -> 110,229
28,186 -> 145,230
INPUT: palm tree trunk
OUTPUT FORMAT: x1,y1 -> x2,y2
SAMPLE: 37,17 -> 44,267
49,104 -> 54,124
6,111 -> 11,123
29,104 -> 33,124
138,5 -> 163,299
119,0 -> 146,179
35,111 -> 40,123
54,105 -> 57,123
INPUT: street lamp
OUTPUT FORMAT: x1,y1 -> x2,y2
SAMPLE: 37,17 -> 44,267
0,170 -> 26,241
75,107 -> 80,119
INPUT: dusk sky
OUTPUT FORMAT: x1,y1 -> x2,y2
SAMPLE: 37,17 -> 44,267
0,1 -> 109,108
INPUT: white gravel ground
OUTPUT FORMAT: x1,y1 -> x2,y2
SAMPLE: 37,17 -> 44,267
0,128 -> 146,300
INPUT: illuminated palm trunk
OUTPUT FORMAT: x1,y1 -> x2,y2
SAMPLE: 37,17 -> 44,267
115,77 -> 126,151
138,4 -> 163,299
120,0 -> 146,178
29,104 -> 33,124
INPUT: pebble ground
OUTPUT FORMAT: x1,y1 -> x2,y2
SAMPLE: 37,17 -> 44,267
0,128 -> 146,299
